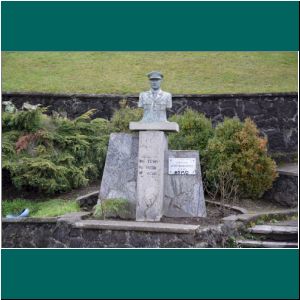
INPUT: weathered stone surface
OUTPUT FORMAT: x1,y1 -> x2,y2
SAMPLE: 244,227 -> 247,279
98,133 -> 207,219
136,131 -> 167,221
2,92 -> 297,158
99,133 -> 139,218
74,219 -> 199,234
248,225 -> 298,235
237,240 -> 298,248
263,174 -> 298,208
206,199 -> 248,214
277,163 -> 298,176
2,215 -> 243,248
263,163 -> 298,208
76,191 -> 98,209
164,150 -> 206,217
130,121 -> 179,132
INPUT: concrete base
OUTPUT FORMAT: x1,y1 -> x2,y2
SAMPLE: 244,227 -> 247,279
2,215 -> 242,248
130,121 -> 179,132
75,219 -> 199,234
99,133 -> 207,220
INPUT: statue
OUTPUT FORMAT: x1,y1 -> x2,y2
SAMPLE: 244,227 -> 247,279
138,71 -> 172,122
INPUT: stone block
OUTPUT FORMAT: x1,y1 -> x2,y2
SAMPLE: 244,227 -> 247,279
99,133 -> 139,218
129,121 -> 179,132
164,150 -> 207,217
99,133 -> 207,220
136,131 -> 168,221
76,191 -> 98,209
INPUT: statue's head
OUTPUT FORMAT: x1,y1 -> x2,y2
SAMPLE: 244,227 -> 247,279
147,71 -> 163,91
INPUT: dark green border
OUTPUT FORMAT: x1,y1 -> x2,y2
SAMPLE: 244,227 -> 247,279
1,1 -> 299,50
1,1 -> 299,299
1,249 -> 299,299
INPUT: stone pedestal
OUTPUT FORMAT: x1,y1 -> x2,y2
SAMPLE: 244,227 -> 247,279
99,132 -> 207,221
136,131 -> 168,221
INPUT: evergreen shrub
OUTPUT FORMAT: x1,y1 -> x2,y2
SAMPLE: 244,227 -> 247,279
2,108 -> 110,195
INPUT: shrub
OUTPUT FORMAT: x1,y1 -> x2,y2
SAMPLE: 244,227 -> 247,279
2,112 -> 15,132
12,107 -> 46,132
203,118 -> 277,199
168,109 -> 214,153
2,107 -> 111,195
111,100 -> 143,133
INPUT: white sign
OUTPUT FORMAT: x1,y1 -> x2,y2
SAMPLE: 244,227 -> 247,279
168,158 -> 196,175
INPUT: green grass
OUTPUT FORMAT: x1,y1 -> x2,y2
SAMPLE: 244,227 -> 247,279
2,198 -> 80,217
2,52 -> 298,94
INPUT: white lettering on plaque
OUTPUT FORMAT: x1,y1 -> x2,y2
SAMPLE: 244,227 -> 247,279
168,158 -> 196,175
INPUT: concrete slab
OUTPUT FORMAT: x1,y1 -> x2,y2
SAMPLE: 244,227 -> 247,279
277,163 -> 298,176
130,121 -> 179,132
74,219 -> 199,234
237,240 -> 298,248
271,220 -> 298,227
248,225 -> 298,235
2,217 -> 57,223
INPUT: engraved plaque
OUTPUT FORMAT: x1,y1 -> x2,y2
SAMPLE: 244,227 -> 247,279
168,158 -> 196,175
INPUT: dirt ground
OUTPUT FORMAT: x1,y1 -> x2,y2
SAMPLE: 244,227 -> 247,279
161,203 -> 237,226
3,181 -> 291,225
2,181 -> 100,201
230,198 -> 290,213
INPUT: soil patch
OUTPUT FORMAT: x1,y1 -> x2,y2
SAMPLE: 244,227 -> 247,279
87,203 -> 238,226
231,198 -> 288,213
161,203 -> 237,226
2,181 -> 100,201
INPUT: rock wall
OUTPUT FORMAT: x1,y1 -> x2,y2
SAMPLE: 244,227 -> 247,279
2,92 -> 298,158
2,213 -> 241,248
263,174 -> 298,208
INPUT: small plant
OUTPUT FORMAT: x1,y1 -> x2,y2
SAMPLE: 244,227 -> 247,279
93,198 -> 130,220
168,109 -> 214,153
111,100 -> 143,133
204,162 -> 240,214
224,236 -> 238,248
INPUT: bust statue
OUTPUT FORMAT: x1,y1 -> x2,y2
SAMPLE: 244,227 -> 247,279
138,71 -> 172,122
130,71 -> 179,132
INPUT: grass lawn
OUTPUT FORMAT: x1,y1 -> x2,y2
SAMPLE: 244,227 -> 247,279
2,52 -> 298,94
2,198 -> 80,218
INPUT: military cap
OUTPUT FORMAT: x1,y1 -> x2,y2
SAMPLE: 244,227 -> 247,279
147,71 -> 163,80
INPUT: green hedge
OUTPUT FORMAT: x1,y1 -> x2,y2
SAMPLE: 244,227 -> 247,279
2,105 -> 277,200
2,108 -> 110,194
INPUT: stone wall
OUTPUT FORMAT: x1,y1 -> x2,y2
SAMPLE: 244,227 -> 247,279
263,173 -> 298,208
2,213 -> 241,248
2,92 -> 298,158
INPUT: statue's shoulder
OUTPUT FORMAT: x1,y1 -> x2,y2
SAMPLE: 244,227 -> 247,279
162,91 -> 172,98
139,91 -> 150,98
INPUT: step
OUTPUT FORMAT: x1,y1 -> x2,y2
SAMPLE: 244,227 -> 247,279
237,240 -> 298,248
74,219 -> 200,234
248,225 -> 298,235
277,163 -> 298,177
